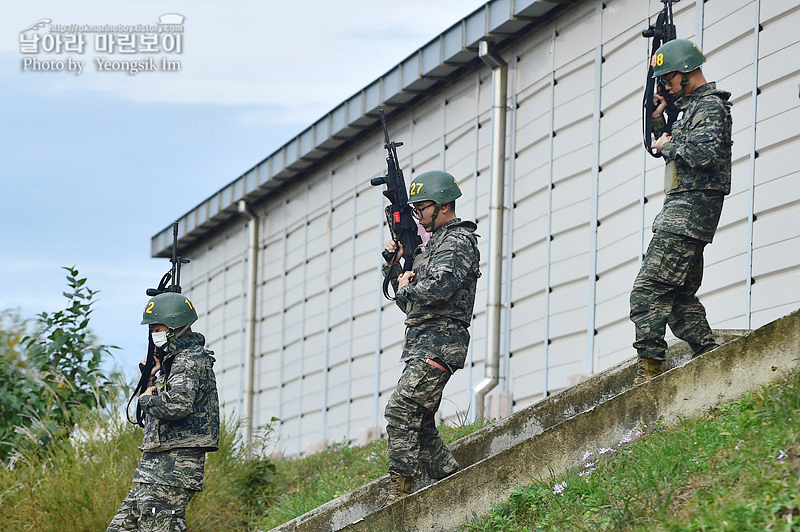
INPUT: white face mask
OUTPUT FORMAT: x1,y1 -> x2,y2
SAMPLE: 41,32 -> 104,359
151,330 -> 170,348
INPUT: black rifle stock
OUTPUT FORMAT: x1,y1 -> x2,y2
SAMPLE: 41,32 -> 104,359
642,0 -> 680,158
126,221 -> 190,427
370,108 -> 422,300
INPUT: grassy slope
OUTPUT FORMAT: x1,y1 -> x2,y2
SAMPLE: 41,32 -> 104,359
252,420 -> 490,530
2,370 -> 798,531
0,414 -> 258,531
0,408 -> 487,531
460,369 -> 800,532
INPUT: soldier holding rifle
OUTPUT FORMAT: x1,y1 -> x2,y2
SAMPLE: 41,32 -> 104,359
631,39 -> 732,383
108,225 -> 219,532
381,170 -> 481,505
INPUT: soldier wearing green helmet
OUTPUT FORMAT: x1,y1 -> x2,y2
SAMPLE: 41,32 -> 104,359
140,291 -> 198,342
630,38 -> 732,383
381,169 -> 481,505
650,38 -> 706,99
405,169 -> 463,232
107,292 -> 219,532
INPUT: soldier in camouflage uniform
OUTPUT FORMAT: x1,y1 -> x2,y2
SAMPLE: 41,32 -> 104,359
382,170 -> 481,505
107,292 -> 220,532
630,39 -> 732,383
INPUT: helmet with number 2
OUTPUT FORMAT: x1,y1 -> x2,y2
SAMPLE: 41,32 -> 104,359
651,39 -> 706,78
141,292 -> 198,331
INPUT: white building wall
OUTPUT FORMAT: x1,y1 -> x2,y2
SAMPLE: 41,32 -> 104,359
176,0 -> 800,456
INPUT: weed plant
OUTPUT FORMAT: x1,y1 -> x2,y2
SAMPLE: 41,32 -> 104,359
461,369 -> 800,531
0,408 -> 274,531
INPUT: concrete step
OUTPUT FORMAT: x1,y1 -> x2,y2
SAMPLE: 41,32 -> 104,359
271,326 -> 754,531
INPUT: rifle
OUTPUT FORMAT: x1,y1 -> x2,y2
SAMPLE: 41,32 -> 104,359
126,221 -> 190,427
642,0 -> 680,158
370,108 -> 422,300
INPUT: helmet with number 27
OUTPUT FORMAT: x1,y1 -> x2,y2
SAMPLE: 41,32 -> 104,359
407,170 -> 462,205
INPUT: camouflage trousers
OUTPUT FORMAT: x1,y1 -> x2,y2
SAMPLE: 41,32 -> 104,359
630,231 -> 716,361
385,357 -> 460,479
106,483 -> 194,532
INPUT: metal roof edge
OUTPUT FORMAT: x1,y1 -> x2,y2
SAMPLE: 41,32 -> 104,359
151,0 -> 570,257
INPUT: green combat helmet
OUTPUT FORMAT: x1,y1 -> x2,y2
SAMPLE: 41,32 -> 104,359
408,170 -> 462,205
407,170 -> 462,231
141,292 -> 198,337
651,38 -> 706,78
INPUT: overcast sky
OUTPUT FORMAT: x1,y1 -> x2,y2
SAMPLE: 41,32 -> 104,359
0,0 -> 488,380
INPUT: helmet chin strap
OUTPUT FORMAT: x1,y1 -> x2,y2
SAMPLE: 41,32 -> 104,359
173,324 -> 192,339
423,204 -> 442,232
165,324 -> 192,347
676,73 -> 691,99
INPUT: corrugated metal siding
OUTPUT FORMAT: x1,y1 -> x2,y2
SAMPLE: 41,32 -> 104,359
749,1 -> 800,326
172,0 -> 800,455
179,229 -> 246,416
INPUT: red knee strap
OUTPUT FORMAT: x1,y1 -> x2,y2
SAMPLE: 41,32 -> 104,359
426,358 -> 450,373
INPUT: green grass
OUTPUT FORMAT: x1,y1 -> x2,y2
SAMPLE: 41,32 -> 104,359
252,417 -> 492,530
460,369 -> 800,532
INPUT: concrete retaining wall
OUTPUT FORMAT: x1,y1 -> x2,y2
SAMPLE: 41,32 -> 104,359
341,309 -> 799,531
270,329 -> 751,531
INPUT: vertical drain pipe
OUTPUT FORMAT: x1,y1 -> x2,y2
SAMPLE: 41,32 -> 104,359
473,40 -> 507,421
238,200 -> 259,447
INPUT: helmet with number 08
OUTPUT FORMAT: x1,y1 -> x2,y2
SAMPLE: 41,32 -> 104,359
651,39 -> 706,78
407,170 -> 462,205
141,292 -> 198,332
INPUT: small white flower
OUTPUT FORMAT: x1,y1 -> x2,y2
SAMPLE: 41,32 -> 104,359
777,449 -> 789,460
582,450 -> 593,462
553,481 -> 567,495
598,447 -> 615,455
618,430 -> 636,445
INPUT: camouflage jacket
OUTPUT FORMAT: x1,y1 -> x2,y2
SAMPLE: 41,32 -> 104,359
139,332 -> 220,453
385,218 -> 481,368
653,82 -> 732,195
652,82 -> 732,243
